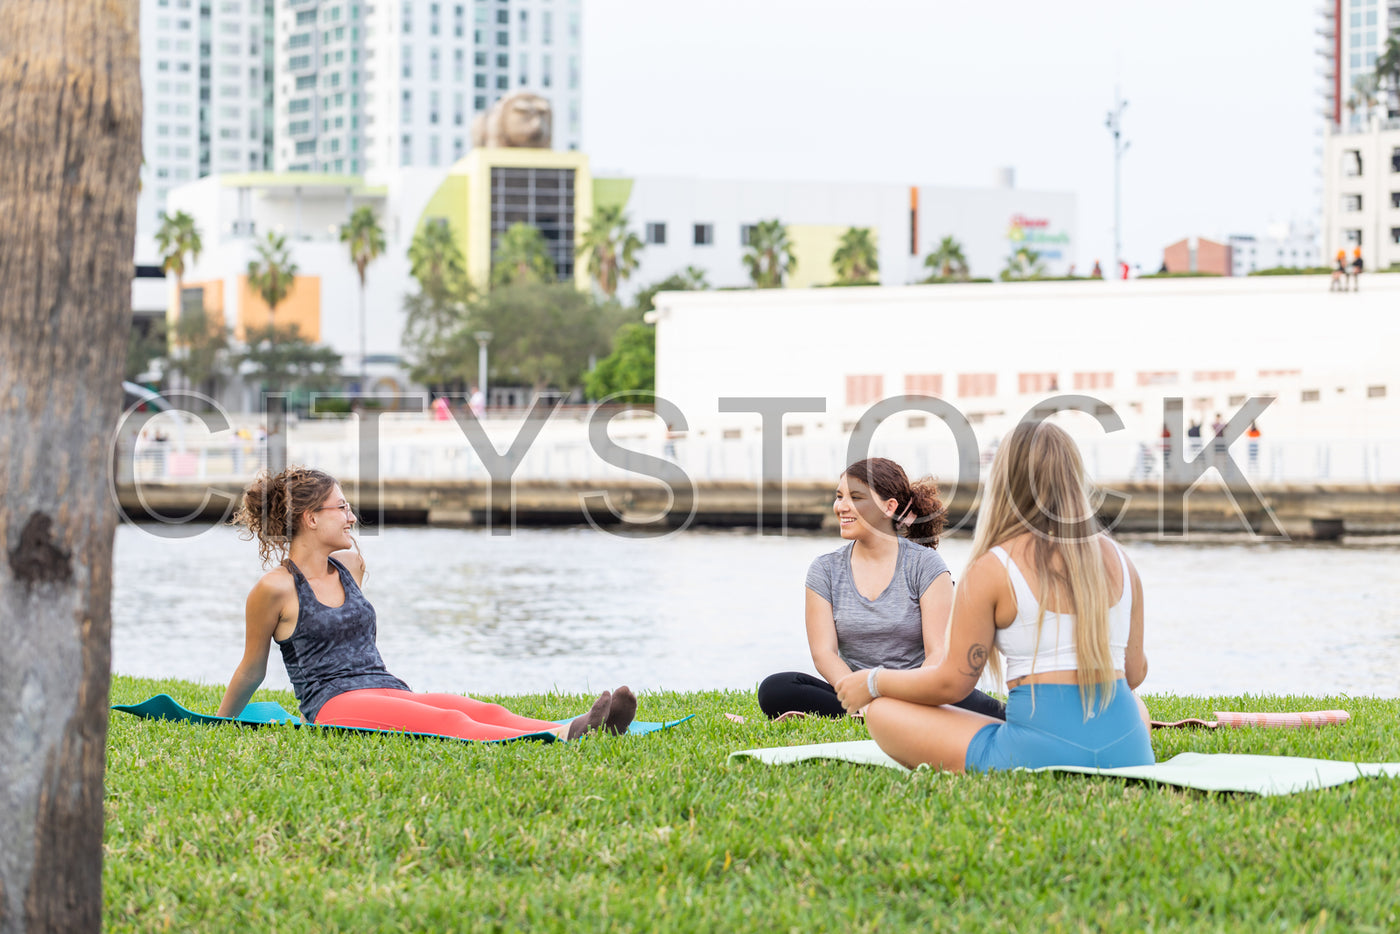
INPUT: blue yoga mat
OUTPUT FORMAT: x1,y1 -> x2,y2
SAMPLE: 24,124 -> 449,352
114,693 -> 692,744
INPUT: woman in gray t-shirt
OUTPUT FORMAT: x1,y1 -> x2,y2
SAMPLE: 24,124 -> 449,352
756,458 -> 1006,721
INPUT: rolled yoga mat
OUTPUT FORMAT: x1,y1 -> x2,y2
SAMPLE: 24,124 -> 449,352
1150,710 -> 1350,729
727,740 -> 1400,797
114,693 -> 692,743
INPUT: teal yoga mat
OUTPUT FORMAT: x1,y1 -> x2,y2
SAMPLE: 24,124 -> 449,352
114,693 -> 692,744
727,740 -> 1400,797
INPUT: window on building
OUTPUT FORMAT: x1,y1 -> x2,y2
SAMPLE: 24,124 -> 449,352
496,52 -> 507,67
1193,370 -> 1237,382
1136,371 -> 1179,386
541,54 -> 551,87
1391,191 -> 1400,209
1391,226 -> 1400,245
845,375 -> 884,407
495,8 -> 507,23
496,29 -> 507,45
1017,372 -> 1058,394
474,72 -> 487,88
957,373 -> 996,397
1343,149 -> 1363,176
740,224 -> 757,246
1344,228 -> 1362,245
1072,371 -> 1114,390
1391,147 -> 1400,173
1368,385 -> 1387,398
517,8 -> 527,41
645,222 -> 666,245
693,223 -> 713,246
541,9 -> 552,43
903,374 -> 943,397
474,94 -> 487,110
1343,194 -> 1362,211
1301,389 -> 1321,403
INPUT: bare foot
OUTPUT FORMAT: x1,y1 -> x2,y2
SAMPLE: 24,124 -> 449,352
604,686 -> 637,735
566,691 -> 611,740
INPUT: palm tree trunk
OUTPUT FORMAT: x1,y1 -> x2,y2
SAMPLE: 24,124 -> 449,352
0,1 -> 141,931
359,275 -> 368,390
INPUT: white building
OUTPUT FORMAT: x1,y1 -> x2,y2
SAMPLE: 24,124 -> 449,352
272,0 -> 583,175
1227,222 -> 1323,275
137,0 -> 275,235
616,173 -> 1077,293
1322,120 -> 1400,268
650,275 -> 1400,458
1317,0 -> 1399,134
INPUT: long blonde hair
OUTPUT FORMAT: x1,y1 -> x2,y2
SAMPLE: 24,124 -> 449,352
968,421 -> 1117,714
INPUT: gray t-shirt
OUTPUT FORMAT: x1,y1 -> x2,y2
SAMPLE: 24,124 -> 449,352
805,538 -> 951,672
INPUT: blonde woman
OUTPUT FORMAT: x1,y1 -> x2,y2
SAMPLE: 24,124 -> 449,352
835,421 -> 1153,772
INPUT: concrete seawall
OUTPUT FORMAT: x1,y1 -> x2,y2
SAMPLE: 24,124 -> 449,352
117,479 -> 1400,539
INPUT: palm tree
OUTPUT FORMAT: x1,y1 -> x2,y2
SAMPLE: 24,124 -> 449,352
491,222 -> 555,288
680,265 -> 710,290
1000,246 -> 1047,281
340,205 -> 386,388
1375,34 -> 1400,117
742,218 -> 797,288
577,203 -> 643,298
155,209 -> 203,315
924,235 -> 969,281
408,219 -> 468,299
246,232 -> 299,327
831,227 -> 879,285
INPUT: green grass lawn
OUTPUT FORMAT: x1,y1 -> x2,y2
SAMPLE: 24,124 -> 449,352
105,676 -> 1400,933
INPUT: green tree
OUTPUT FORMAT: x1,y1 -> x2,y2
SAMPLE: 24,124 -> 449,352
1375,34 -> 1400,117
742,219 -> 797,288
924,235 -> 970,281
1000,246 -> 1047,281
577,203 -> 643,298
403,221 -> 473,388
632,265 -> 711,315
466,282 -> 617,391
167,306 -> 231,396
126,317 -> 168,382
831,227 -> 879,285
246,232 -> 299,326
155,209 -> 203,310
341,205 -> 386,386
586,322 -> 655,398
491,222 -> 555,288
408,219 -> 468,299
238,323 -> 342,398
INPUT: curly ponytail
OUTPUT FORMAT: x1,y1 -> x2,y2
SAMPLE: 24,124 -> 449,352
229,466 -> 339,567
844,457 -> 947,548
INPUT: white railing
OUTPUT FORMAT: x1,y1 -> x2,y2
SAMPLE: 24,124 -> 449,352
116,435 -> 1400,486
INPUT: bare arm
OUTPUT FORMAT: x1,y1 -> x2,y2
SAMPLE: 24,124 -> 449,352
805,588 -> 853,687
836,554 -> 1001,711
918,571 -> 954,668
216,574 -> 291,717
1123,552 -> 1148,690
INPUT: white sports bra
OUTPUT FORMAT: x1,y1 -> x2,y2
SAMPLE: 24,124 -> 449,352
989,540 -> 1132,683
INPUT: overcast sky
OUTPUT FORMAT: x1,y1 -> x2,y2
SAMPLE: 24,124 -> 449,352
581,0 -> 1319,273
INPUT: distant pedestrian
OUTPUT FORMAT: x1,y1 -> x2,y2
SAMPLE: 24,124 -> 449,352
1186,420 -> 1202,457
1247,422 -> 1262,474
1351,247 -> 1364,292
1090,260 -> 1103,279
431,395 -> 452,421
1160,423 -> 1172,466
1331,249 -> 1347,292
1211,412 -> 1227,460
468,385 -> 486,417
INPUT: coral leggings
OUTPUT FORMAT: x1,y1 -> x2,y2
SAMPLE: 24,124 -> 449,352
315,689 -> 562,740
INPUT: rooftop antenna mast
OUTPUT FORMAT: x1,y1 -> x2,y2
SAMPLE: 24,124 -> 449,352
1105,87 -> 1130,275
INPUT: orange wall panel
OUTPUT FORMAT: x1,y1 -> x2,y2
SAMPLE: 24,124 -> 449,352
236,275 -> 321,342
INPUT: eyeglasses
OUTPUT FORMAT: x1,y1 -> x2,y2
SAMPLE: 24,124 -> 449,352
317,502 -> 354,517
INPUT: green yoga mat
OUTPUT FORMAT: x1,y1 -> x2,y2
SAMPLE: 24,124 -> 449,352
728,740 -> 1400,797
114,693 -> 692,744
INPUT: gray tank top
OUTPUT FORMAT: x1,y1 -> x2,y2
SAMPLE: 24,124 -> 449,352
276,556 -> 410,722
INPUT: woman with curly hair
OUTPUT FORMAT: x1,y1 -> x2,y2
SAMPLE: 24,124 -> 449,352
836,422 -> 1153,772
217,466 -> 635,740
756,457 -> 1006,721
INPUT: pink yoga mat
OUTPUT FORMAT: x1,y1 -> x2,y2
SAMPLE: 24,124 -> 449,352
1151,710 -> 1350,730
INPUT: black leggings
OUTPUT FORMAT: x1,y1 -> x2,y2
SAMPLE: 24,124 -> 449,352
757,671 -> 1007,721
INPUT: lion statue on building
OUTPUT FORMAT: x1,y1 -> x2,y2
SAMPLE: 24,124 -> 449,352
470,92 -> 553,149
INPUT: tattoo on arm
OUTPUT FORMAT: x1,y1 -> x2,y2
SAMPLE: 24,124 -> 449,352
960,643 -> 988,678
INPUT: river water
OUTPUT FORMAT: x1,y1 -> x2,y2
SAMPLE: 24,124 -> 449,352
112,524 -> 1400,701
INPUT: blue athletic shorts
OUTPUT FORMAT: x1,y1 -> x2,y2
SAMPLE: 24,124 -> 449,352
964,679 -> 1154,772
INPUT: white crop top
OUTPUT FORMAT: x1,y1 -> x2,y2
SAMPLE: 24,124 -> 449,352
990,541 -> 1132,682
